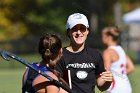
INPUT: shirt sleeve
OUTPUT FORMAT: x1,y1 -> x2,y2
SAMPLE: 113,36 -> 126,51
95,51 -> 105,76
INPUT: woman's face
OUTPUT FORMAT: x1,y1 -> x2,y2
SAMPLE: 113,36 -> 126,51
68,24 -> 89,45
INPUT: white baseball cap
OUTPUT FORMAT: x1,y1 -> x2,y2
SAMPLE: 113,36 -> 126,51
66,13 -> 89,30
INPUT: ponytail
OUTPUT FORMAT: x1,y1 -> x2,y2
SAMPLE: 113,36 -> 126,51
104,26 -> 120,43
44,48 -> 54,69
38,33 -> 62,69
38,33 -> 69,87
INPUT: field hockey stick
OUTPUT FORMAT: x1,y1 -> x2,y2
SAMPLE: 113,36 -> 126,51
0,50 -> 75,93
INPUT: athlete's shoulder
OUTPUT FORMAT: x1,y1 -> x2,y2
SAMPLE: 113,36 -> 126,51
32,72 -> 59,93
103,48 -> 116,56
32,71 -> 58,86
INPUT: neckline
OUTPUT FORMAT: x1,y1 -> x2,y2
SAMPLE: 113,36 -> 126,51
63,47 -> 85,55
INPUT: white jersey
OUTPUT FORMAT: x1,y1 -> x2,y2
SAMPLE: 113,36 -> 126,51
107,45 -> 132,93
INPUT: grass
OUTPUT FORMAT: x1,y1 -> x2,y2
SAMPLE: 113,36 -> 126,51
0,53 -> 41,69
0,69 -> 24,93
0,53 -> 139,93
0,65 -> 139,93
0,53 -> 41,93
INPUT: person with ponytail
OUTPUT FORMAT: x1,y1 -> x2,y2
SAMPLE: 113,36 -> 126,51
22,33 -> 68,93
102,26 -> 135,93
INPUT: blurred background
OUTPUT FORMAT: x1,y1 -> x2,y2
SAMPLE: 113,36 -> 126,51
0,0 -> 140,93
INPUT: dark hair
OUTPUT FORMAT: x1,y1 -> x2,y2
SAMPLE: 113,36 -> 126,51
104,26 -> 120,42
38,33 -> 69,86
38,33 -> 62,68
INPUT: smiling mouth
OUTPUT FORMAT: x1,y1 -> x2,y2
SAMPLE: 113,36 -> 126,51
75,35 -> 83,38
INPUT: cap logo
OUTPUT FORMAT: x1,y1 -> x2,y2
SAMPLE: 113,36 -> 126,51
73,13 -> 82,19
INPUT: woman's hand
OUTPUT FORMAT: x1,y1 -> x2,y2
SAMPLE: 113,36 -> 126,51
97,70 -> 113,91
100,70 -> 113,82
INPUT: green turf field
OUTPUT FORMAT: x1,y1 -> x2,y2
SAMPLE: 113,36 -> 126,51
0,53 -> 139,93
0,65 -> 139,93
0,69 -> 24,93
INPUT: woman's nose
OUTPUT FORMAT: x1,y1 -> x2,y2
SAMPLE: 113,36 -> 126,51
77,30 -> 81,34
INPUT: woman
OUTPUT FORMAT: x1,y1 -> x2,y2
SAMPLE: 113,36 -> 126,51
22,33 -> 68,93
55,13 -> 113,93
102,26 -> 135,93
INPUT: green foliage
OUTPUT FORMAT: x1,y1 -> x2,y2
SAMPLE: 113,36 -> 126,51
0,0 -> 67,41
0,0 -> 140,42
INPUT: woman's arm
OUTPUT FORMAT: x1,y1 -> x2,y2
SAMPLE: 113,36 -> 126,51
46,84 -> 60,93
46,73 -> 68,93
102,49 -> 112,70
32,72 -> 59,93
59,88 -> 68,93
96,49 -> 113,91
126,55 -> 135,74
96,70 -> 113,91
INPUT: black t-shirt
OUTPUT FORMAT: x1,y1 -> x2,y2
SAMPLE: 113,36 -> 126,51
55,47 -> 105,93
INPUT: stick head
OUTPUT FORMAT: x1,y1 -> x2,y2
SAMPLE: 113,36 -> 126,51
0,51 -> 10,61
